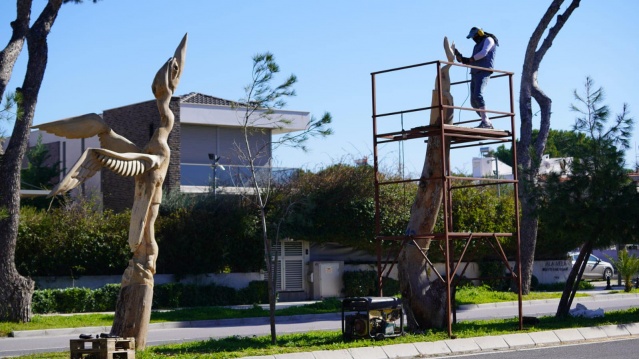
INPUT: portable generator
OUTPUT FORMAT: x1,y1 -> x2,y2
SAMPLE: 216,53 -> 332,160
342,297 -> 403,340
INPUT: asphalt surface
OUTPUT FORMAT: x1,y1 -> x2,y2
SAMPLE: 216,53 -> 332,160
1,284 -> 638,358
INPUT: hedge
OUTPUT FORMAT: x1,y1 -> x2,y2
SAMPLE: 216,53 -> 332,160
342,270 -> 400,297
32,281 -> 269,314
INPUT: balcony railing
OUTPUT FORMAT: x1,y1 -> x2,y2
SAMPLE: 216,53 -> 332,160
180,163 -> 299,188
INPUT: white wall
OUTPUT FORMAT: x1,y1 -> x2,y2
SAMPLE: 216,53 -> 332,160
28,129 -> 102,197
472,157 -> 513,179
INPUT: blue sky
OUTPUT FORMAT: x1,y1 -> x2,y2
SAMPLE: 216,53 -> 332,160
1,0 -> 637,175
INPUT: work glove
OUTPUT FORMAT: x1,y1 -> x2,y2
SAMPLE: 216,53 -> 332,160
454,48 -> 463,63
461,56 -> 472,65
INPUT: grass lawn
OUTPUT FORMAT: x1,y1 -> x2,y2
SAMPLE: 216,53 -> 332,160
0,286 -> 598,337
14,307 -> 639,359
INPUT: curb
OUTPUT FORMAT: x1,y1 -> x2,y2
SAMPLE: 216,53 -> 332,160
237,322 -> 639,359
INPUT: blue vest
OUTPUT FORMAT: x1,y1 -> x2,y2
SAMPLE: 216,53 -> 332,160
471,36 -> 496,74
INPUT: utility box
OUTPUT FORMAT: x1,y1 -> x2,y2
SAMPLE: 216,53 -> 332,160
311,261 -> 343,299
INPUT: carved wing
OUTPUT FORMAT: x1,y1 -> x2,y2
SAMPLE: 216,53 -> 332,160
49,148 -> 161,197
444,37 -> 455,63
33,113 -> 140,153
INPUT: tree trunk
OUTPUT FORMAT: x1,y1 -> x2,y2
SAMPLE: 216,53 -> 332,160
556,241 -> 592,317
517,0 -> 581,294
0,0 -> 62,323
110,283 -> 153,348
398,41 -> 454,330
518,198 -> 538,294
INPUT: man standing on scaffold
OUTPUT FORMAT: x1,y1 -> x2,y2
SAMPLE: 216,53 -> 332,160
454,27 -> 499,129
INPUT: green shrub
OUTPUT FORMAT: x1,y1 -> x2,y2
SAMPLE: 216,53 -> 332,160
238,281 -> 268,304
342,270 -> 400,297
31,289 -> 56,314
17,202 -> 130,277
153,283 -> 184,309
381,277 -> 400,296
52,287 -> 94,313
92,284 -> 121,312
342,270 -> 377,297
478,261 -> 509,290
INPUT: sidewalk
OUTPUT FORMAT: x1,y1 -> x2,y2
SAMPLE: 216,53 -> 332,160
236,323 -> 639,359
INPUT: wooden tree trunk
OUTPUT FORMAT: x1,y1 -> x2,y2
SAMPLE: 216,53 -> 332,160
0,0 -> 62,323
556,240 -> 592,317
517,0 -> 581,295
0,264 -> 34,322
109,35 -> 187,350
111,282 -> 154,348
398,40 -> 454,330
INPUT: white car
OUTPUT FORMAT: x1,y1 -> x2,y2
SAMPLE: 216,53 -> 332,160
570,253 -> 614,280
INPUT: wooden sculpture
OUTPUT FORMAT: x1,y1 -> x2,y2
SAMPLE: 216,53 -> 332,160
35,34 -> 187,349
397,37 -> 455,329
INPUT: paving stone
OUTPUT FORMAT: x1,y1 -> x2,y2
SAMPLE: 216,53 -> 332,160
240,356 -> 276,359
553,328 -> 585,343
444,338 -> 481,353
348,346 -> 388,359
601,324 -> 631,338
528,331 -> 561,345
413,341 -> 451,356
578,326 -> 608,340
620,323 -> 639,335
473,335 -> 509,350
500,333 -> 535,348
274,352 -> 315,359
381,343 -> 420,358
311,349 -> 353,359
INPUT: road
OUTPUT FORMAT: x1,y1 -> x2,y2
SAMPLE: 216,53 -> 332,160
444,337 -> 639,358
0,291 -> 637,358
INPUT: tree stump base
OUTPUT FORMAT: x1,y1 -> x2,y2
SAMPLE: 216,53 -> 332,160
110,283 -> 153,350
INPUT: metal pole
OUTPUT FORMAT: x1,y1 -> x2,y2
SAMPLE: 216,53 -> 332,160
371,72 -> 383,296
508,73 -> 523,331
213,165 -> 217,199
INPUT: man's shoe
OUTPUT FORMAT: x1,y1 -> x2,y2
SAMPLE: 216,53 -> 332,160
476,122 -> 494,129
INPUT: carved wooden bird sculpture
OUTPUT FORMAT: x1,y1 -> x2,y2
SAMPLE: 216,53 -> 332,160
33,34 -> 187,260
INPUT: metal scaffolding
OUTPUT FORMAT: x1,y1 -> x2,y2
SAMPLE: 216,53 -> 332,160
371,60 -> 523,336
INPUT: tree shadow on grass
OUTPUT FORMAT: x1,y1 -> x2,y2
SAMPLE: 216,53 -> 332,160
146,331 -> 345,357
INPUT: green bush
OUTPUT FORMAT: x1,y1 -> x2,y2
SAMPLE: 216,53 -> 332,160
342,271 -> 377,297
156,194 -> 263,276
478,261 -> 510,291
52,288 -> 94,313
31,281 -> 272,314
17,202 -> 130,277
342,270 -> 400,297
238,281 -> 269,304
31,289 -> 56,314
92,284 -> 121,312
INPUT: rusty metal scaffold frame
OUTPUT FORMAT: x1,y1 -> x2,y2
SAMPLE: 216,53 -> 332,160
371,60 -> 523,337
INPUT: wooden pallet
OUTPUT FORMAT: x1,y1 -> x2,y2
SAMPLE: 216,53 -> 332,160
70,337 -> 135,359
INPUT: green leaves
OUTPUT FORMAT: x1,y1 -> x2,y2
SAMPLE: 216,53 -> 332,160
606,250 -> 639,292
